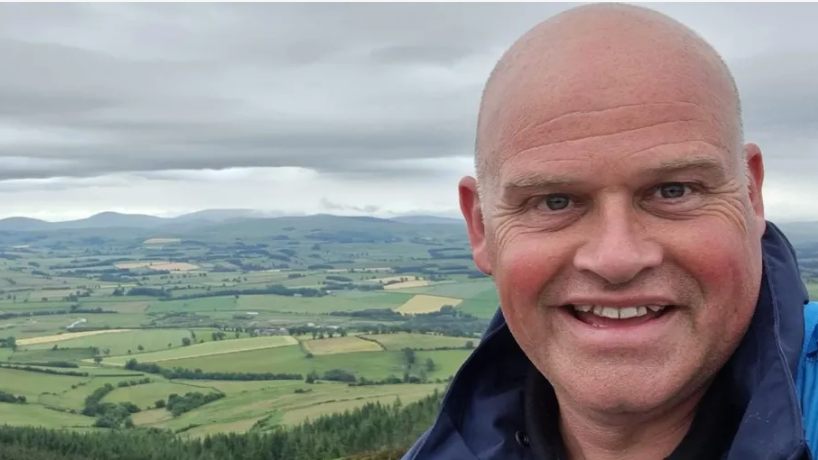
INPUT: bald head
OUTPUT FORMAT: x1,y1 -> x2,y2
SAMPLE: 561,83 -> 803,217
474,4 -> 743,197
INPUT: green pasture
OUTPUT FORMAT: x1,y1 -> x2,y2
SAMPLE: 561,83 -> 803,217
0,367 -> 88,402
103,380 -> 208,410
38,376 -> 149,411
138,380 -> 444,437
9,347 -> 96,363
808,281 -> 818,300
146,296 -> 237,313
80,313 -> 151,329
172,379 -> 301,395
161,345 -> 471,381
25,329 -> 192,356
362,333 -> 473,351
0,403 -> 94,429
101,335 -> 297,366
236,292 -> 412,314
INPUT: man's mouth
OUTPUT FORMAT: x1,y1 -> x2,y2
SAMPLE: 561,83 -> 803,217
565,304 -> 675,327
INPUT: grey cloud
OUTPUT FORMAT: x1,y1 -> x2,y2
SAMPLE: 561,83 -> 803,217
0,2 -> 815,186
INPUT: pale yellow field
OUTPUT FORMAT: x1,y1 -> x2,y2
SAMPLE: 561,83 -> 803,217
143,238 -> 181,245
114,261 -> 200,272
17,329 -> 131,346
384,280 -> 433,290
302,336 -> 383,355
395,295 -> 463,314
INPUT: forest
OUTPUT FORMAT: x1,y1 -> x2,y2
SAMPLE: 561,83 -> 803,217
0,389 -> 442,460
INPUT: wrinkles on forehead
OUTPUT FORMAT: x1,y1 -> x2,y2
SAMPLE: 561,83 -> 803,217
474,4 -> 743,200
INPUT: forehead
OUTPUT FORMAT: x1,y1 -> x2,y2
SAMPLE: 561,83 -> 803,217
479,22 -> 740,189
495,101 -> 734,187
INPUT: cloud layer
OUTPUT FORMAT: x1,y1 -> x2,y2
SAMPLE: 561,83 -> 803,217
0,3 -> 816,221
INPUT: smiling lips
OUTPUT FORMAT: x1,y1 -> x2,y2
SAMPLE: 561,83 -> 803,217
566,303 -> 674,328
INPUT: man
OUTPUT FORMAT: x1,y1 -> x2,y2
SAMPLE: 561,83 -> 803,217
401,3 -> 815,460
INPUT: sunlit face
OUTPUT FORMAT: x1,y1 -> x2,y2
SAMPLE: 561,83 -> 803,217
460,96 -> 767,416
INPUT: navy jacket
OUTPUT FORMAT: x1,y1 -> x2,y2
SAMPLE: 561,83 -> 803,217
401,222 -> 813,460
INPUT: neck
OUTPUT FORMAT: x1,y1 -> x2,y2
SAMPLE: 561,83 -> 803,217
556,382 -> 711,460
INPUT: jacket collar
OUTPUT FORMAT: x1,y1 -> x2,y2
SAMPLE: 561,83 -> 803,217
431,221 -> 810,460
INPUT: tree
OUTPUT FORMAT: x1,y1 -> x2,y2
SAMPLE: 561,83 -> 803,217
137,345 -> 144,352
93,356 -> 103,365
182,338 -> 191,347
465,341 -> 475,350
155,399 -> 166,409
425,358 -> 436,372
403,348 -> 416,366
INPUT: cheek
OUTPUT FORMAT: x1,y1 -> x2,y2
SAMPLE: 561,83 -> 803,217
492,232 -> 569,315
662,222 -> 760,325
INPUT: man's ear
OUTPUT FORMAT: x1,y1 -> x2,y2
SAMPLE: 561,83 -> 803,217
459,176 -> 492,275
744,143 -> 766,236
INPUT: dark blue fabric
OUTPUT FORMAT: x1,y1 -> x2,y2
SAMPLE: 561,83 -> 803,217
402,221 -> 813,460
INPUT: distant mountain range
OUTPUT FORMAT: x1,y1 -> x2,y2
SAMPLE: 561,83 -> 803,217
0,209 -> 465,232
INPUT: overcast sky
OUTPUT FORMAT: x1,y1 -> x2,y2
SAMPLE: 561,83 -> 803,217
0,3 -> 815,222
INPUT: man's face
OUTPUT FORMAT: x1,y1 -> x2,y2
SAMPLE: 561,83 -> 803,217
461,98 -> 767,415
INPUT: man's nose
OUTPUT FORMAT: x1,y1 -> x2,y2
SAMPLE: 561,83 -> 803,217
572,207 -> 663,285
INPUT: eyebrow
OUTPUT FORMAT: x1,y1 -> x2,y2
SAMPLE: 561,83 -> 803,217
501,155 -> 728,194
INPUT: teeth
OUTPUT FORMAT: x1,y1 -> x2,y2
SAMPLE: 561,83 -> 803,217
572,304 -> 667,319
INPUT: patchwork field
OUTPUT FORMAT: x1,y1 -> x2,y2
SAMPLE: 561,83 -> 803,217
100,335 -> 297,366
0,214 -> 513,447
395,294 -> 463,314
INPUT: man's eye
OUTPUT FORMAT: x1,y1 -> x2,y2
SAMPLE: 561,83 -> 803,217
657,183 -> 689,199
539,194 -> 572,211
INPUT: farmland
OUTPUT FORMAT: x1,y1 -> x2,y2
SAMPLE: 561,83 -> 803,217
0,213 -> 492,444
0,211 -> 815,460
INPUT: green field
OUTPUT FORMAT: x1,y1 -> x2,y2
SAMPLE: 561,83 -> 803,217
236,292 -> 413,313
147,297 -> 237,313
25,329 -> 193,355
104,381 -> 209,409
9,347 -> 96,363
0,367 -> 87,401
161,344 -> 471,381
0,403 -> 95,428
101,335 -> 298,366
362,333 -> 473,350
